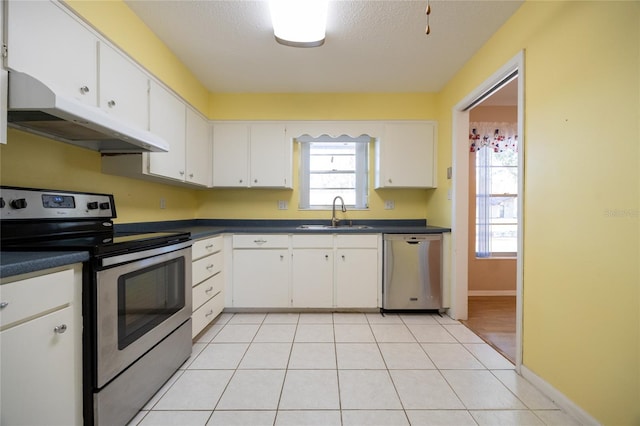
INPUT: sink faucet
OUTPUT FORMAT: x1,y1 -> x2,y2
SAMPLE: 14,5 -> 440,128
331,196 -> 347,227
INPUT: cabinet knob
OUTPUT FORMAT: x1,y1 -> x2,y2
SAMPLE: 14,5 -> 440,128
53,324 -> 67,334
0,302 -> 8,309
280,255 -> 284,260
325,255 -> 329,260
341,255 -> 346,260
179,170 -> 185,176
79,86 -> 90,94
107,100 -> 116,108
388,178 -> 393,183
254,179 -> 258,183
189,173 -> 194,178
239,179 -> 243,183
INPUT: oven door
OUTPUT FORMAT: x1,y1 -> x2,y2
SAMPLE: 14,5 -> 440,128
94,241 -> 192,388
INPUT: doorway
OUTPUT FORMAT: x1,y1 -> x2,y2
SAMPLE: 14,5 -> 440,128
463,77 -> 519,363
449,52 -> 524,369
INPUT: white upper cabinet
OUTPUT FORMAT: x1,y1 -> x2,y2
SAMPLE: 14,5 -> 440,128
212,123 -> 249,187
212,122 -> 292,188
185,107 -> 212,186
148,81 -> 187,181
6,0 -> 98,106
375,121 -> 437,188
98,42 -> 149,130
250,123 -> 291,188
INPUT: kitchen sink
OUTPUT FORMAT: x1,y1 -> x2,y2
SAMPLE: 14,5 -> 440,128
297,224 -> 372,230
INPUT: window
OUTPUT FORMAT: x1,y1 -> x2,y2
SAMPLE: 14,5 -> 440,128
476,147 -> 518,257
298,135 -> 369,209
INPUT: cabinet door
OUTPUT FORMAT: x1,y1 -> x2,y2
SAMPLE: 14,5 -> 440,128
232,249 -> 289,307
185,108 -> 212,186
6,0 -> 98,106
335,249 -> 378,308
250,123 -> 291,188
148,81 -> 186,181
98,42 -> 149,130
212,123 -> 249,187
292,249 -> 333,308
1,307 -> 80,425
376,122 -> 436,188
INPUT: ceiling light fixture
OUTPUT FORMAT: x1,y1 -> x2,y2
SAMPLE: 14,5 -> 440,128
269,0 -> 328,48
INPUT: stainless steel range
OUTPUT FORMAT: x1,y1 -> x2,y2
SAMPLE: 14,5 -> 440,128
0,186 -> 193,426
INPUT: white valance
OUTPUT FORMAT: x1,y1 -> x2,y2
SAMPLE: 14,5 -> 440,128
286,121 -> 384,139
469,121 -> 518,152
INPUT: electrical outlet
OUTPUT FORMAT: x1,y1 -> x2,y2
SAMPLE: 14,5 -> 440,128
277,200 -> 288,210
384,200 -> 395,210
160,198 -> 166,209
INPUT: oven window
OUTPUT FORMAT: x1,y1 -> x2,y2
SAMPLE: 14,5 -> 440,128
117,257 -> 185,349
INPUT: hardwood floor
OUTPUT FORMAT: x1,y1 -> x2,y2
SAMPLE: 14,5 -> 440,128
461,296 -> 516,364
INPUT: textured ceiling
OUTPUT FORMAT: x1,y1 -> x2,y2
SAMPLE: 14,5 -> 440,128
124,0 -> 523,93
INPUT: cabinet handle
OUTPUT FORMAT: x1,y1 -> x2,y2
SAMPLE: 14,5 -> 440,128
205,244 -> 214,249
205,286 -> 214,293
254,239 -> 267,245
79,86 -> 90,94
0,302 -> 8,309
206,264 -> 214,270
107,100 -> 116,108
53,324 -> 67,334
205,309 -> 214,317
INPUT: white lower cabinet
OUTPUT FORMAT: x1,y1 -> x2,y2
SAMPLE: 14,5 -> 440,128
232,234 -> 380,309
233,249 -> 290,308
292,249 -> 334,308
335,248 -> 379,308
191,235 -> 224,338
0,265 -> 83,426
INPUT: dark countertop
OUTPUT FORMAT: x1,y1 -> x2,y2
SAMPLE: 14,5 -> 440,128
1,219 -> 450,278
0,251 -> 89,279
115,219 -> 451,240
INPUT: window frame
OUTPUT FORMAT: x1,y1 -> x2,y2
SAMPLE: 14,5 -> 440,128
298,136 -> 370,210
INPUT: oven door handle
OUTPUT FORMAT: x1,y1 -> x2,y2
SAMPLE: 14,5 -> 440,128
100,240 -> 192,268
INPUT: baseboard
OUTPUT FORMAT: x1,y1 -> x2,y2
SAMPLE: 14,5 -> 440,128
520,365 -> 601,426
468,290 -> 516,296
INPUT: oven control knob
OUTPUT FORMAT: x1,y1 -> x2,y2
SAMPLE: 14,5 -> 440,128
87,202 -> 99,210
0,198 -> 5,208
10,198 -> 27,209
99,202 -> 110,210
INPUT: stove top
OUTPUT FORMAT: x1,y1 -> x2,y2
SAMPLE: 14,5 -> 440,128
0,186 -> 190,257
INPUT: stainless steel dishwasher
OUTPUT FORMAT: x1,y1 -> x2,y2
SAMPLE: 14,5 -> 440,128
383,234 -> 443,311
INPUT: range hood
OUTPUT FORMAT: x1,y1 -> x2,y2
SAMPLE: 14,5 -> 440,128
7,71 -> 169,153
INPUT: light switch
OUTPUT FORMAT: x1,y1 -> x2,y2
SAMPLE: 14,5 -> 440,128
277,200 -> 288,210
384,200 -> 395,210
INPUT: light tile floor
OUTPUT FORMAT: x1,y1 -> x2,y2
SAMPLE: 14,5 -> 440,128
128,312 -> 581,426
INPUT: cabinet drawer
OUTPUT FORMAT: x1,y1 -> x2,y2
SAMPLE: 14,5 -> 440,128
233,234 -> 289,249
0,268 -> 74,329
193,273 -> 223,311
192,293 -> 224,338
292,235 -> 333,248
192,252 -> 223,286
192,236 -> 223,260
336,234 -> 379,249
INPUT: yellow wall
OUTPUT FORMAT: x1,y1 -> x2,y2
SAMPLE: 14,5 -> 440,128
199,92 -> 439,220
0,130 -> 198,223
435,1 -> 639,424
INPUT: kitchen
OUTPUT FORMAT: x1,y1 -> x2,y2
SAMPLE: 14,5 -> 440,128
0,1 -> 638,426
